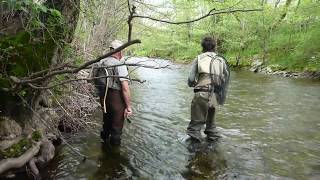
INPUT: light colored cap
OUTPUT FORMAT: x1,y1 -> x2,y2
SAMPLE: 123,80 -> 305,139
109,40 -> 124,49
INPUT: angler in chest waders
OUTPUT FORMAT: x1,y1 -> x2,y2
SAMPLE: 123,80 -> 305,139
93,40 -> 133,146
187,37 -> 230,142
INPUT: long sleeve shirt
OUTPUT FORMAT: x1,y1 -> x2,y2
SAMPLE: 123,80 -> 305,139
188,59 -> 198,87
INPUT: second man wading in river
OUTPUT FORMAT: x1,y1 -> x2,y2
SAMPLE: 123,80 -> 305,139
187,37 -> 230,142
93,40 -> 133,146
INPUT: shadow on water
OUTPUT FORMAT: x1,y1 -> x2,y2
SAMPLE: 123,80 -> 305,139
181,141 -> 230,180
91,143 -> 140,180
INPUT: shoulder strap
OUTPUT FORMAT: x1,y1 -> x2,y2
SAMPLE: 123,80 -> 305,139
209,55 -> 216,87
216,55 -> 230,72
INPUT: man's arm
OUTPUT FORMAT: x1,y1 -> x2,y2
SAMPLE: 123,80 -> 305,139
118,65 -> 132,118
121,81 -> 132,118
121,80 -> 131,109
188,58 -> 198,87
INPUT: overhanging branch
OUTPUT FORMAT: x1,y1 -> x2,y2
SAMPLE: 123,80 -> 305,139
132,8 -> 262,25
10,39 -> 141,85
27,75 -> 146,90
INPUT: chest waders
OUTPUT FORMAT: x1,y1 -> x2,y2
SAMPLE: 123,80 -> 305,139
102,67 -> 119,113
100,67 -> 126,145
187,53 -> 229,141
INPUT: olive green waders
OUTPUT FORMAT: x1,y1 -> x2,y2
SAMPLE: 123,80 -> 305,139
187,91 -> 220,141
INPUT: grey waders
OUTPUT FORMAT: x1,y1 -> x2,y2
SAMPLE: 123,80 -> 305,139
187,52 -> 230,142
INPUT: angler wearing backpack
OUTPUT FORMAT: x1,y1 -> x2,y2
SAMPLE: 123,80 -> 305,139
92,40 -> 133,146
187,37 -> 230,142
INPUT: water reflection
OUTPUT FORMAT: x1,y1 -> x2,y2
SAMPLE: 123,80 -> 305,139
91,144 -> 139,179
182,141 -> 228,180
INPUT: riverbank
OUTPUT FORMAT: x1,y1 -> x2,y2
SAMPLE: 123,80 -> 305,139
245,59 -> 320,79
0,70 -> 99,179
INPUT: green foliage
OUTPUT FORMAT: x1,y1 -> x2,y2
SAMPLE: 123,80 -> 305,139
0,0 -> 67,99
133,0 -> 320,72
31,130 -> 42,141
0,32 -> 54,75
133,27 -> 201,62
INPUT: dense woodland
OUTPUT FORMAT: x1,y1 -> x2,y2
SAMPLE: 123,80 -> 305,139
0,0 -> 319,178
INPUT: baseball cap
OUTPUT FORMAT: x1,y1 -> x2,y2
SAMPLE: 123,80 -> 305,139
109,40 -> 124,49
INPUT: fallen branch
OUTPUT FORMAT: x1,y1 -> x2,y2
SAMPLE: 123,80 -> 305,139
95,63 -> 171,69
0,141 -> 41,175
26,75 -> 146,90
10,39 -> 141,85
26,63 -> 74,79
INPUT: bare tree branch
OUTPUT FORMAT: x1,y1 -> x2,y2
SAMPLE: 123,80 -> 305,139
26,58 -> 171,90
10,39 -> 141,85
93,62 -> 170,69
26,63 -> 73,79
25,59 -> 171,90
127,0 -> 136,41
27,75 -> 146,90
132,8 -> 262,25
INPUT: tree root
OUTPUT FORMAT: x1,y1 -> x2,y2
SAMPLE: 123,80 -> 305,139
0,137 -> 23,151
0,139 -> 55,178
0,141 -> 41,174
27,139 -> 55,179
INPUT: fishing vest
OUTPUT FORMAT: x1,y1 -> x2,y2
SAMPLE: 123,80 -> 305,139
195,52 -> 226,88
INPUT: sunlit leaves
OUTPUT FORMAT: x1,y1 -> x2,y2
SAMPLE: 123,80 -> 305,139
133,0 -> 319,70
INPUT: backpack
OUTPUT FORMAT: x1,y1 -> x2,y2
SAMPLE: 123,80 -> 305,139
209,55 -> 230,105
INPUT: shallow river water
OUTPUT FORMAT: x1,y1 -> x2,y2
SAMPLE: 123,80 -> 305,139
45,58 -> 320,179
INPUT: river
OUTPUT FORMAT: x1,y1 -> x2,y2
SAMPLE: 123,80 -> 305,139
43,58 -> 320,179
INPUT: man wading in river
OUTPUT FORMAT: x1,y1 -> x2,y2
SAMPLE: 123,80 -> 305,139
93,40 -> 133,146
187,37 -> 230,142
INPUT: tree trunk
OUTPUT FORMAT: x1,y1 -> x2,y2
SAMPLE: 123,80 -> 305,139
0,0 -> 80,175
270,0 -> 293,31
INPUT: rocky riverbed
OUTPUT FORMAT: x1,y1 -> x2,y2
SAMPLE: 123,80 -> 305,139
249,60 -> 320,79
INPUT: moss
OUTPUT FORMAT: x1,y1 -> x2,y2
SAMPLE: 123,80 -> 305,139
0,138 -> 32,159
0,31 -> 55,78
31,130 -> 42,142
0,5 -> 66,101
0,130 -> 42,159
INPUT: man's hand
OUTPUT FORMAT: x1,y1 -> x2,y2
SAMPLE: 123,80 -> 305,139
121,80 -> 132,119
124,106 -> 133,119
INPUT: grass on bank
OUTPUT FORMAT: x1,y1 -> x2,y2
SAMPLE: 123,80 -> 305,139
132,26 -> 320,72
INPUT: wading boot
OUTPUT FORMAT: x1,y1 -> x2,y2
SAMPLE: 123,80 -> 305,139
100,130 -> 109,143
206,134 -> 221,142
110,137 -> 121,146
187,131 -> 202,143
